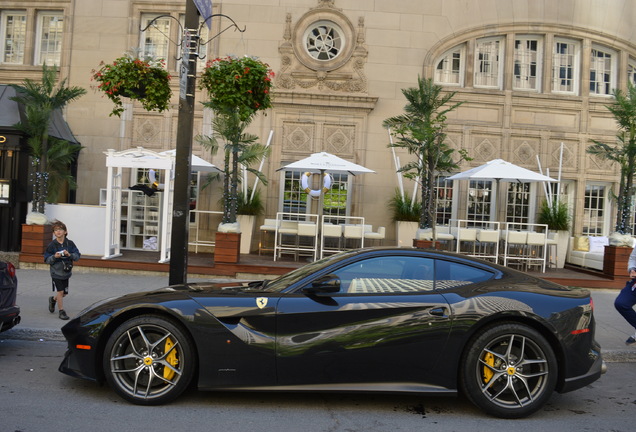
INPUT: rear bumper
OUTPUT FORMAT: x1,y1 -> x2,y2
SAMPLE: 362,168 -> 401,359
0,306 -> 20,332
558,347 -> 604,393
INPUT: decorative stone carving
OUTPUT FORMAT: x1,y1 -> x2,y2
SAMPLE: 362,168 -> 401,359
473,137 -> 499,162
550,141 -> 577,169
512,140 -> 537,164
133,117 -> 162,147
276,1 -> 369,94
282,122 -> 315,153
323,124 -> 355,155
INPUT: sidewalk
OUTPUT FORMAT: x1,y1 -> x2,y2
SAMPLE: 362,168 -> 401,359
3,268 -> 635,362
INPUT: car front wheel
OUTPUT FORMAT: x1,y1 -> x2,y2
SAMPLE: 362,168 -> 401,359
103,315 -> 195,405
460,323 -> 557,418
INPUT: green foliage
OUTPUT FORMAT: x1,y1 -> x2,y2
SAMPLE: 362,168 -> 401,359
197,113 -> 270,224
199,55 -> 274,121
383,77 -> 468,229
11,64 -> 86,213
237,188 -> 264,216
91,53 -> 172,117
388,189 -> 421,222
537,199 -> 570,231
198,55 -> 273,225
587,82 -> 636,234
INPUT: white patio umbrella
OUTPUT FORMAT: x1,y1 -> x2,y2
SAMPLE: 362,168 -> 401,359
447,158 -> 557,219
158,149 -> 221,173
278,151 -> 375,214
280,151 -> 375,176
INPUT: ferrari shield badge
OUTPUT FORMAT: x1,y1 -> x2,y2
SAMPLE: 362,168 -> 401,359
256,297 -> 268,309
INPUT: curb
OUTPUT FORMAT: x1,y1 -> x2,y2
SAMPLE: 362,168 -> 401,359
1,328 -> 65,342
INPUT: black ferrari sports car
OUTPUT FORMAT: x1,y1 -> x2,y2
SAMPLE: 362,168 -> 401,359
59,247 -> 604,418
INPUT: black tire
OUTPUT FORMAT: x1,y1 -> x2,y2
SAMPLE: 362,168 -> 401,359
460,323 -> 557,418
103,315 -> 196,405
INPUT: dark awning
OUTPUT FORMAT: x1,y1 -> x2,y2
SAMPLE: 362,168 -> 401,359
0,84 -> 80,145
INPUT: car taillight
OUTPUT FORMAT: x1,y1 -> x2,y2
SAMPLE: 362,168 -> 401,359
6,262 -> 15,279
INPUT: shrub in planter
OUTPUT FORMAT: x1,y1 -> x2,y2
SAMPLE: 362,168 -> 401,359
388,189 -> 421,222
537,198 -> 570,231
91,53 -> 172,117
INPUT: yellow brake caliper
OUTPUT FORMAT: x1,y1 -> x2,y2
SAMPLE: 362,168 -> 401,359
482,352 -> 495,383
163,337 -> 179,380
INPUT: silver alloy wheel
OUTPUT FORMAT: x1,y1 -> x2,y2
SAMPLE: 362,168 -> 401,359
104,316 -> 194,404
461,323 -> 557,418
477,333 -> 549,408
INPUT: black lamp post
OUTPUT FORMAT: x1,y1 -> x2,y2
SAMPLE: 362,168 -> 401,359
168,0 -> 198,285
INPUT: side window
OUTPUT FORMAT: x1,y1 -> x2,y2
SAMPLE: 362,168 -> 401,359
435,260 -> 493,290
332,256 -> 434,294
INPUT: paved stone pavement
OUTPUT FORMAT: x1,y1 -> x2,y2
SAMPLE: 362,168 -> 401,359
3,267 -> 635,362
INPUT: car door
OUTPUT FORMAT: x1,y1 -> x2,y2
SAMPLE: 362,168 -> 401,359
275,255 -> 452,387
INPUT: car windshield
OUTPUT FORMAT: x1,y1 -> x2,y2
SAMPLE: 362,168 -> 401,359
261,253 -> 345,292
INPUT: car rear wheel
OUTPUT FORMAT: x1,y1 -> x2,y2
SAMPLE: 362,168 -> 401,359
103,315 -> 195,405
460,323 -> 557,418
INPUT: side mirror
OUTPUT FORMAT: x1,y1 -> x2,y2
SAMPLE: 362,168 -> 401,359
302,274 -> 340,295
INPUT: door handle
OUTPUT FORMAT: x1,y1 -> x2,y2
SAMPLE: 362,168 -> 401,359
429,307 -> 447,317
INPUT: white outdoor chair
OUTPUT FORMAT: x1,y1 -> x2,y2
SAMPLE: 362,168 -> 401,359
296,222 -> 319,261
476,229 -> 499,263
364,226 -> 386,246
274,220 -> 298,261
456,228 -> 477,255
546,232 -> 559,269
259,218 -> 277,255
343,224 -> 364,249
526,231 -> 547,272
320,223 -> 343,258
503,231 -> 528,269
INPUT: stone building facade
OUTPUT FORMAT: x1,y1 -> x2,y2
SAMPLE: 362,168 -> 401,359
2,0 -> 636,247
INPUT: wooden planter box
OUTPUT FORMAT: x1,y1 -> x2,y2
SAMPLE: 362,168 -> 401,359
21,224 -> 53,254
413,239 -> 438,249
603,245 -> 632,278
214,232 -> 241,264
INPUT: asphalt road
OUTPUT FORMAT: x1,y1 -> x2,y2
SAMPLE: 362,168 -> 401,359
0,339 -> 634,432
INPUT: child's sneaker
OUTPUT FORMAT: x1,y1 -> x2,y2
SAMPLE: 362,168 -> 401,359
626,336 -> 636,345
48,296 -> 56,313
59,310 -> 69,320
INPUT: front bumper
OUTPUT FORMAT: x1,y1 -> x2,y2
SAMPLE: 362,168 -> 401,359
0,306 -> 20,332
58,317 -> 102,383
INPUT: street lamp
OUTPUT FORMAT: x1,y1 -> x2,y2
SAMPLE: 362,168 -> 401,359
142,0 -> 245,285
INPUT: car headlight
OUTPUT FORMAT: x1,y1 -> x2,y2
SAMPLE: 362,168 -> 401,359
78,296 -> 120,317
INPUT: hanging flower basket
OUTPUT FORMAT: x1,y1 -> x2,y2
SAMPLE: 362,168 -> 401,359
91,53 -> 172,117
199,55 -> 274,120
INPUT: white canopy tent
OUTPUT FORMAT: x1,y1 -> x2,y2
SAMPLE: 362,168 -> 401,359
102,147 -> 219,262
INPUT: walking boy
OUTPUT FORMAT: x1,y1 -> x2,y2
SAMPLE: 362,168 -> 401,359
44,221 -> 80,320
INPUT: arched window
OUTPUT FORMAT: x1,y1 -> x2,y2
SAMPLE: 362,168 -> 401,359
434,45 -> 464,86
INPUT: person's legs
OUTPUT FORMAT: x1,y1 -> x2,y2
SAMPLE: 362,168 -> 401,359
51,279 -> 69,320
615,285 -> 636,343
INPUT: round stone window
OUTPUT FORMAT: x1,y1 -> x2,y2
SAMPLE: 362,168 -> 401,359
303,20 -> 345,61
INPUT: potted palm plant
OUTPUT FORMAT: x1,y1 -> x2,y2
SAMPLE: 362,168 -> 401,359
237,187 -> 265,254
383,77 -> 469,247
388,189 -> 421,247
537,198 -> 570,268
587,82 -> 636,276
11,65 -> 86,254
199,55 -> 274,263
